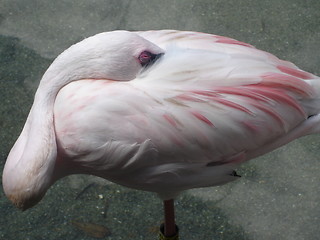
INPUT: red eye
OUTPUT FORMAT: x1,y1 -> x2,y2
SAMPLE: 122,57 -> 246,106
139,51 -> 153,65
138,51 -> 163,67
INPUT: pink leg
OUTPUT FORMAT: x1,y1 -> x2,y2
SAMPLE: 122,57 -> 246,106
163,199 -> 176,237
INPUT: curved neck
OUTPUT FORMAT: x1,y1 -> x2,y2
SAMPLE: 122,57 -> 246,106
3,73 -> 62,208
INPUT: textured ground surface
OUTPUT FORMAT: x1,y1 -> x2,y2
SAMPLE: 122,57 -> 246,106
0,1 -> 319,239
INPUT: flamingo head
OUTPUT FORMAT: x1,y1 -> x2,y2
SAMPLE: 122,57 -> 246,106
2,31 -> 164,210
42,30 -> 165,86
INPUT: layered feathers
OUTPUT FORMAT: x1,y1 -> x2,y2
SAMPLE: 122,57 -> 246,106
3,30 -> 320,208
54,31 -> 320,198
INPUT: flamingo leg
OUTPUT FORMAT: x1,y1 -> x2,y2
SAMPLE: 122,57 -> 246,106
163,199 -> 177,237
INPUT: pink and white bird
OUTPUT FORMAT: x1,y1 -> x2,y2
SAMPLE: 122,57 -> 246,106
3,30 -> 320,237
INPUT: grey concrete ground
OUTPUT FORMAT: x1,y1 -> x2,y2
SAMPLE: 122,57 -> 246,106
0,0 -> 319,239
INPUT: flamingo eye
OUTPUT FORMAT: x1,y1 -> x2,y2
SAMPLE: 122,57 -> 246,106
138,51 -> 163,67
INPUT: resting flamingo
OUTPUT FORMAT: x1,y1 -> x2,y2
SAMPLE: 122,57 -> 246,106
3,30 -> 320,237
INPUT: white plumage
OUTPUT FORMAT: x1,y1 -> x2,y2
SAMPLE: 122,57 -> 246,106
3,30 -> 320,213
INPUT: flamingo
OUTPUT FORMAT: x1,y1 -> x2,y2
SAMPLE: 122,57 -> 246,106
3,30 -> 320,237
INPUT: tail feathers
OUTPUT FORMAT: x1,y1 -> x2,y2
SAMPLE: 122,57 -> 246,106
305,114 -> 320,134
247,114 -> 320,160
300,78 -> 320,117
307,78 -> 320,96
